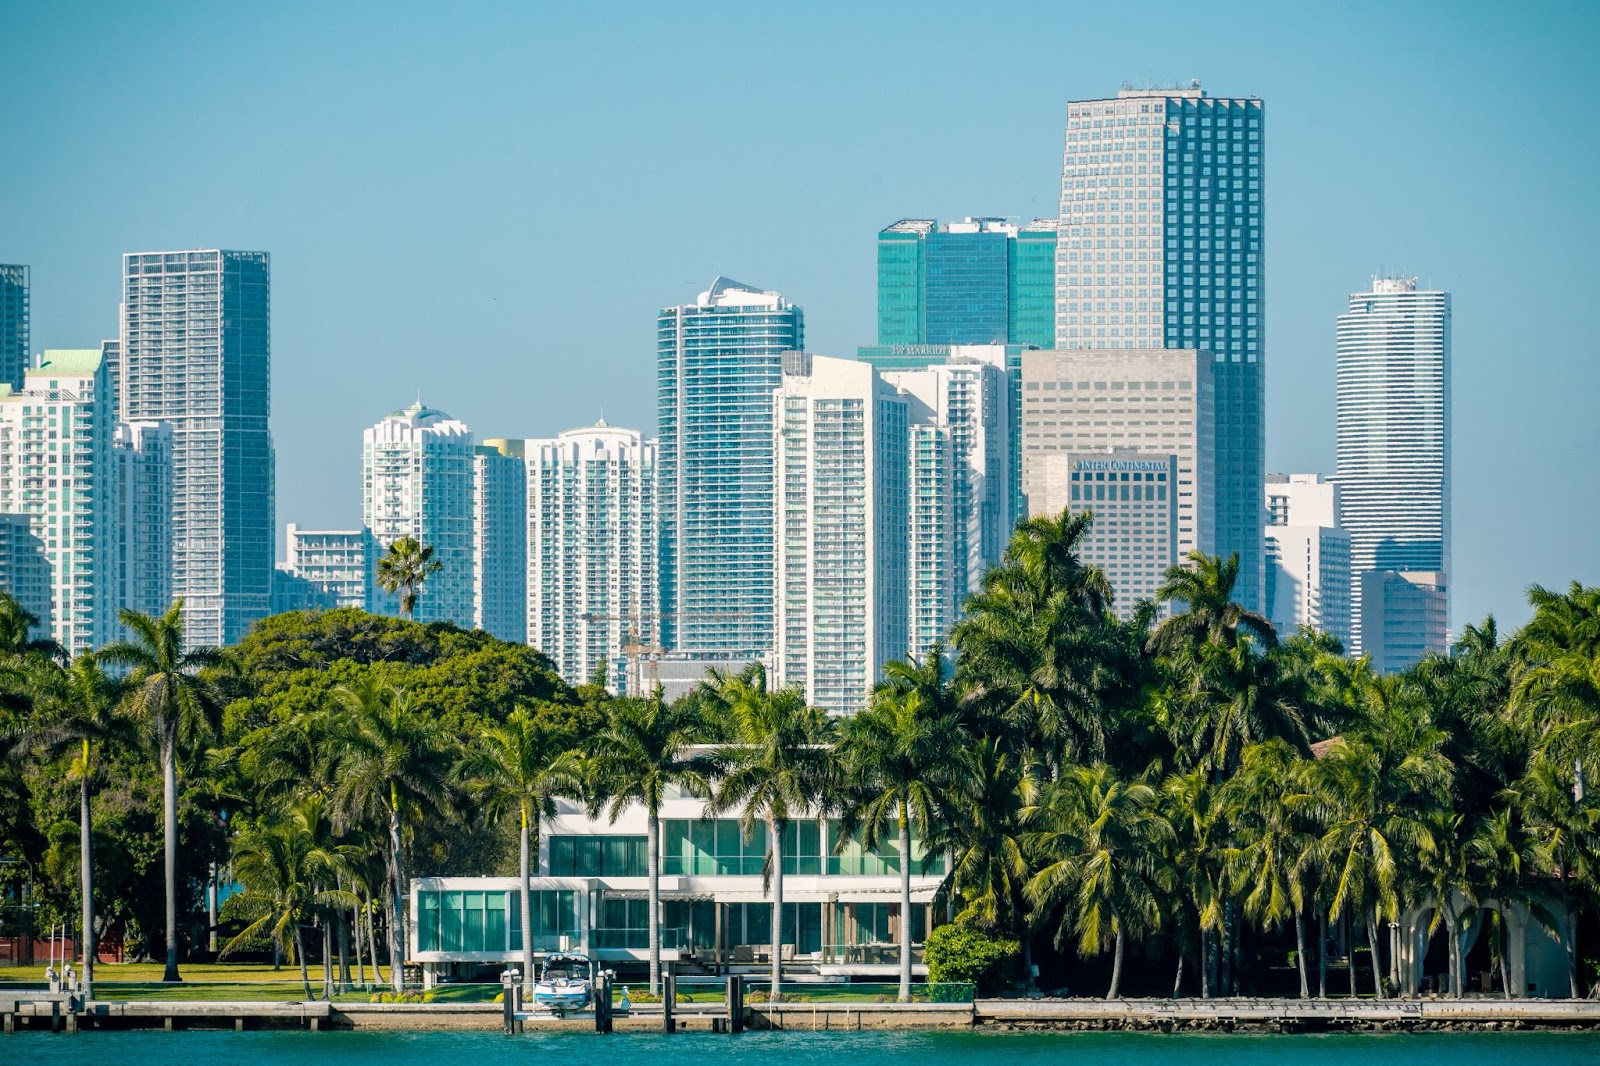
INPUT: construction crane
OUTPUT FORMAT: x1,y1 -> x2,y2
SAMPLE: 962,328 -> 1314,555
577,610 -> 738,696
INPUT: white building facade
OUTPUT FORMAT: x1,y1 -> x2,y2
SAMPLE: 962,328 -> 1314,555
773,354 -> 909,714
473,439 -> 527,644
284,524 -> 372,609
112,420 -> 173,623
526,422 -> 657,691
1335,277 -> 1451,657
362,401 -> 474,625
1264,473 -> 1351,648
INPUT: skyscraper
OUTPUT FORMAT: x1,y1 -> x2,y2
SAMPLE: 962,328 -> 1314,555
526,422 -> 657,691
0,265 -> 28,391
0,351 -> 116,654
1056,84 -> 1265,610
1020,348 -> 1215,613
877,218 -> 1058,348
657,277 -> 802,656
362,400 -> 474,625
473,439 -> 527,643
1361,570 -> 1448,675
1264,474 -> 1352,648
112,421 -> 174,622
773,354 -> 908,714
1335,277 -> 1451,656
122,250 -> 274,646
283,524 -> 371,610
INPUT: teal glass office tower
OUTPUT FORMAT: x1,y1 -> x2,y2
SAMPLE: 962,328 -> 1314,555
658,277 -> 803,655
1056,86 -> 1266,610
0,264 -> 28,390
877,218 -> 1057,348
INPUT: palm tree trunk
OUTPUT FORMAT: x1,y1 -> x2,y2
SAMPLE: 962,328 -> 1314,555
1497,918 -> 1513,1001
1173,942 -> 1185,998
1219,908 -> 1232,996
1294,909 -> 1309,999
366,896 -> 383,989
897,807 -> 913,1003
1108,928 -> 1126,1000
161,737 -> 182,983
1318,909 -> 1327,998
1199,928 -> 1211,999
1444,908 -> 1461,998
79,758 -> 95,996
771,816 -> 785,1002
295,923 -> 312,1001
1366,913 -> 1384,999
647,807 -> 661,995
1347,912 -> 1358,998
322,913 -> 334,1000
387,807 -> 406,992
520,805 -> 537,993
352,898 -> 365,990
337,876 -> 350,990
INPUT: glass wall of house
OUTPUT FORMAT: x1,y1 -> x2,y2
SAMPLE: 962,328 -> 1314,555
826,822 -> 946,876
660,818 -> 944,877
416,888 -> 580,953
547,834 -> 649,876
663,819 -> 767,875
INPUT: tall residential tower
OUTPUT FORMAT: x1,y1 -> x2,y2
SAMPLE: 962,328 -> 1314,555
1056,84 -> 1265,610
122,250 -> 274,646
1335,277 -> 1451,660
0,265 -> 28,390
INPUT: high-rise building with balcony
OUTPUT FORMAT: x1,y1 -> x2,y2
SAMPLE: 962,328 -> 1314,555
362,400 -> 474,625
0,265 -> 29,391
1264,473 -> 1351,648
112,420 -> 173,622
877,217 -> 1058,349
122,249 -> 274,646
526,422 -> 657,691
1335,277 -> 1450,656
284,524 -> 372,610
473,439 -> 527,643
1056,84 -> 1265,610
773,354 -> 908,714
0,513 -> 51,635
0,350 -> 116,654
657,277 -> 802,656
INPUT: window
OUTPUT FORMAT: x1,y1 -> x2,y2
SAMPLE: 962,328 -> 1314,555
664,818 -> 767,875
547,835 -> 649,877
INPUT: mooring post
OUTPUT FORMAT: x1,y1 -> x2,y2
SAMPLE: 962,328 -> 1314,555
595,970 -> 613,1034
728,974 -> 743,1034
501,967 -> 517,1035
50,1000 -> 61,1034
663,973 -> 676,1034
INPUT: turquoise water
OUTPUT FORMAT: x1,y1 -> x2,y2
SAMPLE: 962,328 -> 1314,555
6,1029 -> 1600,1065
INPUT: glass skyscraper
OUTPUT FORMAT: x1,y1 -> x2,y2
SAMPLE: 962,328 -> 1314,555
877,218 -> 1057,348
122,250 -> 274,647
1056,85 -> 1266,610
0,265 -> 28,391
1335,277 -> 1451,658
657,277 -> 802,655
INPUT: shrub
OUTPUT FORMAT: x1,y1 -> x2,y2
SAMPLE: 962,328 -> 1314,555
924,924 -> 1019,994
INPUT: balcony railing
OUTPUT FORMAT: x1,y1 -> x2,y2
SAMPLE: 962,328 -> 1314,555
592,927 -> 680,950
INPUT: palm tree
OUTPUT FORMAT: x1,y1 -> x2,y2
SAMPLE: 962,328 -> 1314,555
1467,806 -> 1549,999
456,706 -> 582,992
1512,583 -> 1600,798
1504,759 -> 1598,997
220,796 -> 358,999
1223,740 -> 1317,998
100,603 -> 230,983
1024,763 -> 1173,999
1159,640 -> 1309,777
709,664 -> 836,1000
328,678 -> 458,992
22,655 -> 132,995
943,735 -> 1036,942
1163,767 -> 1229,997
1149,551 -> 1277,656
839,647 -> 970,1001
374,536 -> 442,621
586,694 -> 709,994
0,591 -> 64,663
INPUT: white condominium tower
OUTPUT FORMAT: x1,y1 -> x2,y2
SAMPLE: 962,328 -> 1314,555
1056,84 -> 1266,611
112,421 -> 174,622
1335,277 -> 1450,656
473,439 -> 527,644
1264,474 -> 1351,648
0,351 -> 116,654
773,354 -> 908,714
362,400 -> 474,625
283,524 -> 372,609
657,277 -> 803,657
1020,348 -> 1214,613
526,422 -> 657,691
122,250 -> 274,646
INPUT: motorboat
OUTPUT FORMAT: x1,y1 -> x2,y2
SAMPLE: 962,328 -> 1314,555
532,952 -> 593,1014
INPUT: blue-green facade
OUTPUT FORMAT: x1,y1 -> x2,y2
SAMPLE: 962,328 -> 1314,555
876,219 -> 1056,349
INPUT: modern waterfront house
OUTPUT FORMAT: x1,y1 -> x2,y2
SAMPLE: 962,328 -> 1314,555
409,793 -> 945,986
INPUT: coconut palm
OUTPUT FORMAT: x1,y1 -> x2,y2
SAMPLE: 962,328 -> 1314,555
99,602 -> 230,983
1467,806 -> 1550,1000
0,591 -> 64,663
1149,551 -> 1277,656
374,536 -> 442,621
586,693 -> 709,994
1159,640 -> 1309,777
456,706 -> 582,992
709,664 -> 836,1000
21,655 -> 133,995
944,735 -> 1036,939
221,796 -> 358,999
839,648 -> 971,1001
1163,767 -> 1229,997
1504,759 -> 1599,997
1024,763 -> 1173,999
327,678 -> 458,992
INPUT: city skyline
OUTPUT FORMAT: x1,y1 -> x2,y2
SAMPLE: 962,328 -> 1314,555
3,3 -> 1596,631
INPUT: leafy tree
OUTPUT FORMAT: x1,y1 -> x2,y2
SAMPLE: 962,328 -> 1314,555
1150,551 -> 1277,656
100,603 -> 230,982
375,536 -> 442,620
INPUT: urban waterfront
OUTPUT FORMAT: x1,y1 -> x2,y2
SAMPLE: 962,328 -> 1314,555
7,1028 -> 1600,1066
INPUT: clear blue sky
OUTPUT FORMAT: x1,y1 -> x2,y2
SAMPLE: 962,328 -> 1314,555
3,0 -> 1596,632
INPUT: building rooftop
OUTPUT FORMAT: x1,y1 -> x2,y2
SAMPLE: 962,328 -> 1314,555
382,398 -> 456,425
30,349 -> 103,375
